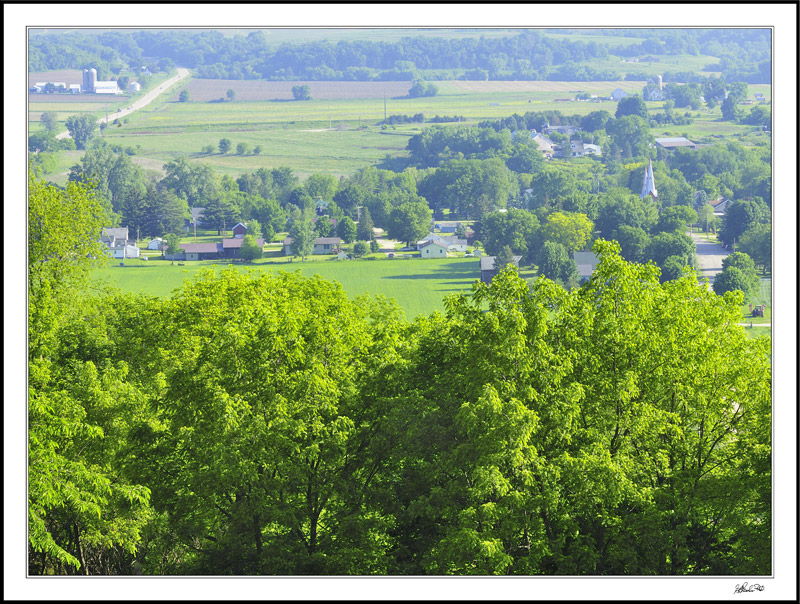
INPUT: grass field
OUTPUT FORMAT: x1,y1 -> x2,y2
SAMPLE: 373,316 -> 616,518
93,256 -> 483,319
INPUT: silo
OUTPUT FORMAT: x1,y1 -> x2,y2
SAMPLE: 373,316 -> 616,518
656,74 -> 663,90
89,68 -> 97,93
82,69 -> 89,93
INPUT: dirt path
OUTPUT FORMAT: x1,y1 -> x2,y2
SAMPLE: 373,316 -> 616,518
56,67 -> 190,140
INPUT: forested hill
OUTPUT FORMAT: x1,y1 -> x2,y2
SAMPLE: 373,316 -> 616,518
28,28 -> 770,83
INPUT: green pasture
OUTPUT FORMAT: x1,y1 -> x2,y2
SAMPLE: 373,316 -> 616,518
743,326 -> 771,340
581,53 -> 723,78
92,256 -> 482,319
542,32 -> 645,47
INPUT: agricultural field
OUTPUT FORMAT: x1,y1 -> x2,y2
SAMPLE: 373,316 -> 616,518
93,256 -> 483,319
581,53 -> 724,78
180,80 -> 414,102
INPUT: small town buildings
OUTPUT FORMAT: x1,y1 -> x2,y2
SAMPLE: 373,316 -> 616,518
101,227 -> 131,248
222,237 -> 265,258
231,222 -> 248,238
531,133 -> 557,158
419,240 -> 449,258
418,232 -> 450,249
480,254 -> 522,284
282,237 -> 342,256
128,81 -> 142,93
642,86 -> 664,101
93,80 -> 120,94
147,238 -> 165,250
179,242 -> 221,261
68,84 -> 81,94
446,238 -> 468,253
543,124 -> 580,137
573,251 -> 600,283
558,141 -> 602,158
655,137 -> 697,150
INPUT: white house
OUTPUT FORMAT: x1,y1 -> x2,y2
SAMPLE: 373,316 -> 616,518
419,240 -> 448,258
147,238 -> 164,250
94,81 -> 120,95
446,238 -> 468,253
128,81 -> 142,93
417,232 -> 450,250
108,245 -> 140,259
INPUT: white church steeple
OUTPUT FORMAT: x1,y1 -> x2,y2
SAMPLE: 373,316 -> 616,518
640,158 -> 658,200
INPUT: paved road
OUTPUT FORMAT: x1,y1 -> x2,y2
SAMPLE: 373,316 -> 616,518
690,231 -> 730,286
56,67 -> 190,140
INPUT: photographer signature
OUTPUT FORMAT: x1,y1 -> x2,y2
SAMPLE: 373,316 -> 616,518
734,582 -> 765,594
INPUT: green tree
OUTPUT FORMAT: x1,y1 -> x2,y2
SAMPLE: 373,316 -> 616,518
537,240 -> 578,285
659,254 -> 689,282
304,173 -> 338,201
713,265 -> 753,298
28,174 -> 153,574
218,138 -> 232,154
239,234 -> 263,261
202,144 -> 214,154
495,244 -> 515,269
226,88 -> 236,101
719,198 -> 770,247
314,216 -> 335,238
236,142 -> 250,155
605,115 -> 653,159
581,110 -> 611,132
65,114 -> 97,150
615,95 -> 649,119
166,232 -> 182,264
40,111 -> 59,132
352,240 -> 369,258
253,145 -> 262,155
645,231 -> 695,267
337,216 -> 358,244
720,252 -> 759,294
478,208 -> 539,258
612,225 -> 650,263
291,84 -> 311,101
738,223 -> 771,273
179,89 -> 190,102
540,211 -> 594,254
387,201 -> 433,247
29,131 -> 58,153
356,207 -> 375,242
654,206 -> 698,234
289,218 -> 315,259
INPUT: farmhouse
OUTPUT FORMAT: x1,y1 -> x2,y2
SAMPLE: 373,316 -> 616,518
417,233 -> 450,250
573,251 -> 600,283
480,255 -> 522,284
709,196 -> 732,217
531,133 -> 557,158
101,227 -> 132,248
147,238 -> 165,250
282,237 -> 342,256
222,237 -> 265,258
419,240 -> 449,258
179,242 -> 221,261
108,245 -> 140,260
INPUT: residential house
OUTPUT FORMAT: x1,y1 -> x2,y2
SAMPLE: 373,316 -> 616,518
419,240 -> 449,258
709,197 -> 732,217
573,251 -> 600,283
282,237 -> 342,256
417,232 -> 450,250
558,141 -> 602,158
655,137 -> 697,150
222,237 -> 265,258
643,86 -> 665,101
435,221 -> 462,234
543,124 -> 580,137
231,222 -> 248,238
480,254 -> 522,284
101,227 -> 131,248
179,242 -> 221,261
445,238 -> 468,253
531,133 -> 556,158
146,238 -> 165,250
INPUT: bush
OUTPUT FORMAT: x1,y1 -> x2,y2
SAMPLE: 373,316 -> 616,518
352,241 -> 369,258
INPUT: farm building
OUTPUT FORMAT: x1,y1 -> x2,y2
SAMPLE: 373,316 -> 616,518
282,237 -> 342,256
232,222 -> 248,238
480,255 -> 522,284
573,251 -> 600,283
222,237 -> 265,258
93,80 -> 120,94
146,238 -> 165,250
128,81 -> 142,93
101,227 -> 132,248
655,137 -> 697,150
418,233 -> 450,250
419,240 -> 449,258
611,88 -> 628,101
107,245 -> 140,260
179,242 -> 221,261
69,84 -> 81,94
445,238 -> 468,252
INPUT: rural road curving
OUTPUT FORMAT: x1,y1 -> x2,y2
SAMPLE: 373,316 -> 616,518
690,231 -> 730,286
56,67 -> 190,140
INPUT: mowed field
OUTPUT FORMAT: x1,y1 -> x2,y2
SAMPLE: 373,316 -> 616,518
92,256 -> 483,319
180,79 -> 413,102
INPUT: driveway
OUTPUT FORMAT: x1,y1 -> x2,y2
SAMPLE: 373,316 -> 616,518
690,231 -> 730,286
56,67 -> 190,140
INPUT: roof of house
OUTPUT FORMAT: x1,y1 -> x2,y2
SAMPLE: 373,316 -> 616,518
420,240 -> 448,250
180,243 -> 220,253
102,227 -> 129,240
222,237 -> 265,249
232,222 -> 247,231
446,238 -> 468,247
655,137 -> 696,148
315,237 -> 342,245
573,252 -> 600,278
480,255 -> 522,271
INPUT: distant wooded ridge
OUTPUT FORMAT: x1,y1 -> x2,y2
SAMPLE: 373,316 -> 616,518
28,28 -> 770,84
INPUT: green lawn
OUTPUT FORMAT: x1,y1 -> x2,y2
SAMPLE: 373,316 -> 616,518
93,256 -> 483,319
743,326 -> 771,340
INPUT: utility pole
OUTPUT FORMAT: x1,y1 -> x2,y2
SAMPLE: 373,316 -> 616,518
384,90 -> 387,123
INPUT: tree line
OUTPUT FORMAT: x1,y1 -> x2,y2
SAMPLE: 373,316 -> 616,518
28,172 -> 771,575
